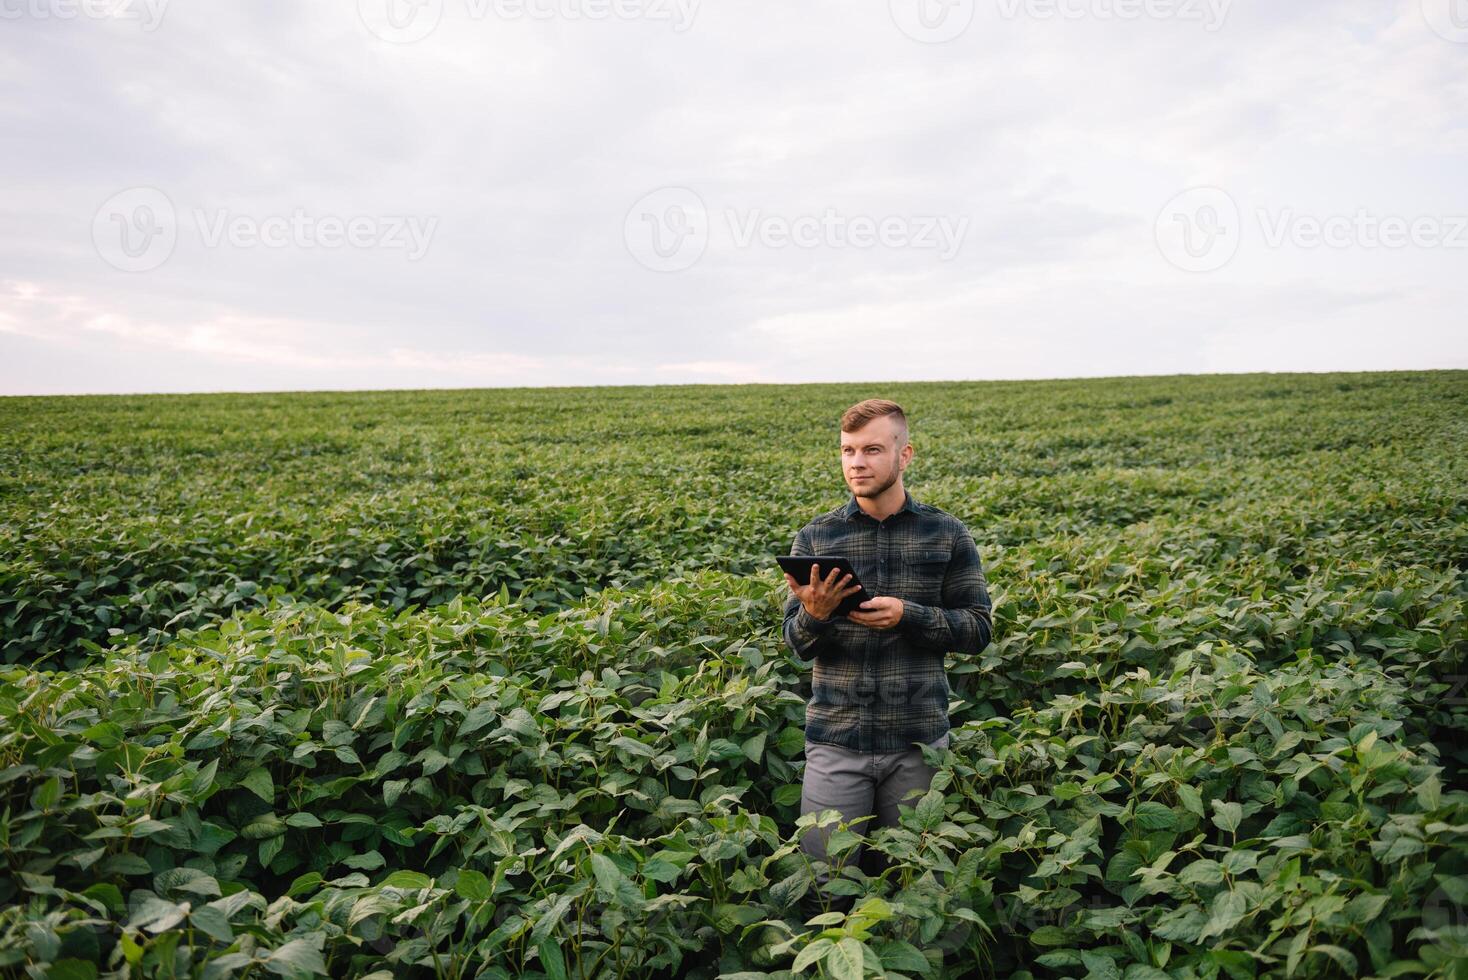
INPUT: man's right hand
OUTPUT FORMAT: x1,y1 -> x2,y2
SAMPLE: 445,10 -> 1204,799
784,563 -> 863,622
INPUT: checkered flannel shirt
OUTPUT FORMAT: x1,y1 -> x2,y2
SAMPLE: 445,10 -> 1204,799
782,489 -> 993,753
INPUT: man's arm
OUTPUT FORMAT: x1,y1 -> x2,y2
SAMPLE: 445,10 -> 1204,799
782,525 -> 839,659
897,524 -> 993,655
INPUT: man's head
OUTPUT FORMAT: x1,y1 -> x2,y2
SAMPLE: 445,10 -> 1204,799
839,398 -> 913,499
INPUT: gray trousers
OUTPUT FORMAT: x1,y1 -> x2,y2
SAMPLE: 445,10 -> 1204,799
798,731 -> 950,897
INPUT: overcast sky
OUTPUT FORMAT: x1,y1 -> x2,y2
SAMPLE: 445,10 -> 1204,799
2,0 -> 1465,394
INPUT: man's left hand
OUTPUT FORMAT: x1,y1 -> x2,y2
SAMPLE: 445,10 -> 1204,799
847,596 -> 904,630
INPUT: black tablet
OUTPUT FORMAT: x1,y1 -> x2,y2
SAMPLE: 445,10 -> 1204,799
776,555 -> 872,617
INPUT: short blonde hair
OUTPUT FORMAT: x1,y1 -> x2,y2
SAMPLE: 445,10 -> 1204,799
841,399 -> 908,448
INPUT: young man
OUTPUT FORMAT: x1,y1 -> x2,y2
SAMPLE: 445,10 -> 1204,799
782,398 -> 993,913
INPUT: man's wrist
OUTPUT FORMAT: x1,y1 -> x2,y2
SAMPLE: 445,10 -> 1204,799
897,599 -> 933,633
798,605 -> 834,630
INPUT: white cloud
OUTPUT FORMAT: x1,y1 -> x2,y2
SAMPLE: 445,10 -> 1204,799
2,280 -> 549,383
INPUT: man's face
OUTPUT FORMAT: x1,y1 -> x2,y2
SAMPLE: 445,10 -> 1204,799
840,417 -> 910,498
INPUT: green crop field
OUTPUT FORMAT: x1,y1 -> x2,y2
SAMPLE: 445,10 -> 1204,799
2,371 -> 1465,980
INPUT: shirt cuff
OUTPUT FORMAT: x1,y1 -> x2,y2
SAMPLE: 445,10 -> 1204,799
898,600 -> 942,638
796,606 -> 835,633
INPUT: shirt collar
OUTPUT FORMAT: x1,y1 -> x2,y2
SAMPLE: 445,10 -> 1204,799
843,488 -> 918,522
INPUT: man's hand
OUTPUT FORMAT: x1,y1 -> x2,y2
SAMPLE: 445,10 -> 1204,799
784,563 -> 863,622
847,596 -> 904,630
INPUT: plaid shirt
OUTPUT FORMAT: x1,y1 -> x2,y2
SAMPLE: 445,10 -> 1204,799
782,488 -> 993,753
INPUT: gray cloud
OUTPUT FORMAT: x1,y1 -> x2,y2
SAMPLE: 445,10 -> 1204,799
2,0 -> 1465,394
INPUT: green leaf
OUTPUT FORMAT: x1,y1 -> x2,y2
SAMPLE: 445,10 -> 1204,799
82,882 -> 124,915
827,938 -> 864,980
1210,949 -> 1256,980
1080,950 -> 1122,980
609,736 -> 655,758
590,852 -> 644,910
770,867 -> 812,908
129,895 -> 187,934
259,835 -> 284,868
1221,850 -> 1258,876
101,854 -> 152,877
1308,944 -> 1358,975
878,940 -> 930,973
380,870 -> 432,890
264,937 -> 328,976
1030,925 -> 1069,946
32,775 -> 62,811
1178,859 -> 1224,887
550,824 -> 603,862
342,850 -> 385,870
773,784 -> 802,806
531,891 -> 578,944
383,779 -> 408,807
1416,773 -> 1442,812
1135,801 -> 1177,830
459,703 -> 499,737
537,939 -> 568,980
914,787 -> 945,829
1151,903 -> 1207,943
1211,799 -> 1243,834
242,814 -> 286,839
46,961 -> 97,980
239,767 -> 274,802
741,731 -> 767,763
1198,889 -> 1247,942
792,937 -> 833,972
286,872 -> 323,898
776,726 -> 805,757
189,905 -> 234,944
455,868 -> 492,901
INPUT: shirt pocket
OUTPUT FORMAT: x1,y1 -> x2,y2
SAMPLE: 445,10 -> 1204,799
904,547 -> 949,602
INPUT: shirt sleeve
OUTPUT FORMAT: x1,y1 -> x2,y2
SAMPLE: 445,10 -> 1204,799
897,523 -> 993,655
782,525 -> 838,659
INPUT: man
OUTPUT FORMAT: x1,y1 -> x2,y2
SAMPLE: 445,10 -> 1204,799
782,398 -> 993,913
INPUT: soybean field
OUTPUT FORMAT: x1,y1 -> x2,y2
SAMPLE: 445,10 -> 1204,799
1,371 -> 1466,980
